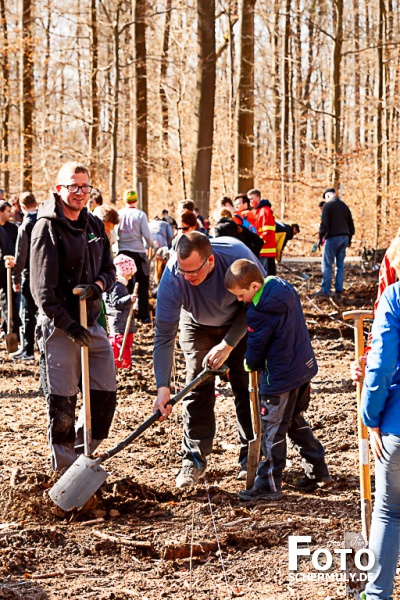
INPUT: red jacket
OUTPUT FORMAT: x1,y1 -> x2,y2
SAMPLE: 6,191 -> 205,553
253,200 -> 276,258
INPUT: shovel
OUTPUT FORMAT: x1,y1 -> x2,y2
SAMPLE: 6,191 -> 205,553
343,309 -> 374,598
4,255 -> 19,354
73,287 -> 92,456
49,364 -> 229,511
118,282 -> 139,362
246,371 -> 261,489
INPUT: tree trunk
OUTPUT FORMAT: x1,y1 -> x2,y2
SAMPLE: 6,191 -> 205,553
375,0 -> 384,249
299,0 -> 317,173
0,0 -> 10,192
109,7 -> 121,204
273,0 -> 281,171
329,0 -> 343,190
190,0 -> 216,215
132,0 -> 148,212
235,0 -> 255,193
160,0 -> 171,183
280,0 -> 290,218
20,0 -> 35,191
89,0 -> 100,180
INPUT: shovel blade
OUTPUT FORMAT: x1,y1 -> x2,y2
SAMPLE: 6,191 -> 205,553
48,454 -> 109,511
345,531 -> 367,598
5,333 -> 19,354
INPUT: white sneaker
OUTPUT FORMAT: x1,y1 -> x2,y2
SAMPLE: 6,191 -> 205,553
13,351 -> 35,361
176,464 -> 205,489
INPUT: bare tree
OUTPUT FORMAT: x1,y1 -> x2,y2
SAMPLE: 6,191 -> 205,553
190,0 -> 216,214
132,0 -> 148,212
375,0 -> 384,249
89,0 -> 100,180
0,0 -> 10,192
235,0 -> 256,192
20,0 -> 35,190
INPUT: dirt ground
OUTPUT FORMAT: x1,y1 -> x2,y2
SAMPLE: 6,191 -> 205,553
0,260 -> 398,600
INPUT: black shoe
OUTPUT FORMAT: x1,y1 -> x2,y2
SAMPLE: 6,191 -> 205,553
312,291 -> 330,298
238,486 -> 283,502
296,475 -> 333,492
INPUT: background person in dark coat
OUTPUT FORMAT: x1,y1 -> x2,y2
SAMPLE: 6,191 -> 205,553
315,187 -> 355,298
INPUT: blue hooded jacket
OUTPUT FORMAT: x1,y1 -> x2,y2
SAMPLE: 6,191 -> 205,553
245,277 -> 318,395
361,282 -> 400,435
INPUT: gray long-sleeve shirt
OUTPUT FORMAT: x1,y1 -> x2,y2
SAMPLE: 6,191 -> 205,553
154,237 -> 266,388
116,206 -> 154,254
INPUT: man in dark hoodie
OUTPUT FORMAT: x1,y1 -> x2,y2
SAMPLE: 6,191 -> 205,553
11,192 -> 39,360
225,259 -> 332,501
30,161 -> 117,472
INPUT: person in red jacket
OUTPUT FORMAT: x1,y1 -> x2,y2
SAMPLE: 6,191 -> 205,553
247,189 -> 276,275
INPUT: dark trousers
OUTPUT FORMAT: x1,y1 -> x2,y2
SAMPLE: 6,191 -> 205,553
255,382 -> 329,492
119,250 -> 150,321
178,311 -> 253,469
0,270 -> 21,336
21,277 -> 38,355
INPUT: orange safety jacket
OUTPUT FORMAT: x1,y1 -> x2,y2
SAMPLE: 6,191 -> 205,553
253,201 -> 276,258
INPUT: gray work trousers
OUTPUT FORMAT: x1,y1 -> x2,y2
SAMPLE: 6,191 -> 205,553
255,382 -> 329,492
38,315 -> 117,471
178,311 -> 253,470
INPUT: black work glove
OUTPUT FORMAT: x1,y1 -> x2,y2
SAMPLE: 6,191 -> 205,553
66,322 -> 93,347
75,283 -> 102,301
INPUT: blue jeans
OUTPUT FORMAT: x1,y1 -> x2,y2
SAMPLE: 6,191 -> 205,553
366,433 -> 400,600
321,235 -> 349,294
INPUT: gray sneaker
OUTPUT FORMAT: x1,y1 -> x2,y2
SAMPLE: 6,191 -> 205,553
176,464 -> 205,489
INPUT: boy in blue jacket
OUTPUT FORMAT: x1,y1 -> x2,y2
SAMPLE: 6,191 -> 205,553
225,259 -> 332,501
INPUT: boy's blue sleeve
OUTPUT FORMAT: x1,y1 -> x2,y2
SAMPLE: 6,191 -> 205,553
361,290 -> 400,427
245,312 -> 276,371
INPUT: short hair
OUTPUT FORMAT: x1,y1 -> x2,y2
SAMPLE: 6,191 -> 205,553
247,189 -> 261,198
20,192 -> 37,208
318,201 -> 326,209
90,188 -> 103,206
95,204 -> 120,225
179,199 -> 194,212
180,211 -> 198,228
57,162 -> 89,184
291,223 -> 300,234
234,194 -> 251,209
177,231 -> 212,260
219,208 -> 233,220
220,196 -> 233,208
224,259 -> 264,290
0,201 -> 11,212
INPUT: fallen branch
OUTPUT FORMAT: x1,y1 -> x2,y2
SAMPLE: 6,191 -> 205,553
164,540 -> 219,560
80,518 -> 105,527
92,529 -> 152,548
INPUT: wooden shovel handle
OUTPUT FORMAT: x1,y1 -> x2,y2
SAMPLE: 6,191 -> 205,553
118,282 -> 139,362
72,286 -> 91,455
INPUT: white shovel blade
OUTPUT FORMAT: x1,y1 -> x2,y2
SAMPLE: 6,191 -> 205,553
49,454 -> 109,511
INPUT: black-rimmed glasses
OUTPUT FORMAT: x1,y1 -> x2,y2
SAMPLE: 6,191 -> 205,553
61,184 -> 93,194
177,256 -> 210,276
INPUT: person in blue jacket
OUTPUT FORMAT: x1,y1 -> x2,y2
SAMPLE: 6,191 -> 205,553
224,259 -> 332,501
361,280 -> 400,600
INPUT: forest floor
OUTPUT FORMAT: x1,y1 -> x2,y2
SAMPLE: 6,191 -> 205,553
1,260 -> 398,600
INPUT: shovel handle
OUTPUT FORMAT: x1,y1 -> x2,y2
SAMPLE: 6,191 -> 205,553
73,287 -> 92,455
103,364 -> 229,461
118,282 -> 139,362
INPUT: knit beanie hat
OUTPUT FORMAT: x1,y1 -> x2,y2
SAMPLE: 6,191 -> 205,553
123,189 -> 138,204
114,254 -> 137,278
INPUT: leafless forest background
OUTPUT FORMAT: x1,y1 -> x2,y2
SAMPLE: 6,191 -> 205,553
0,0 -> 399,249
